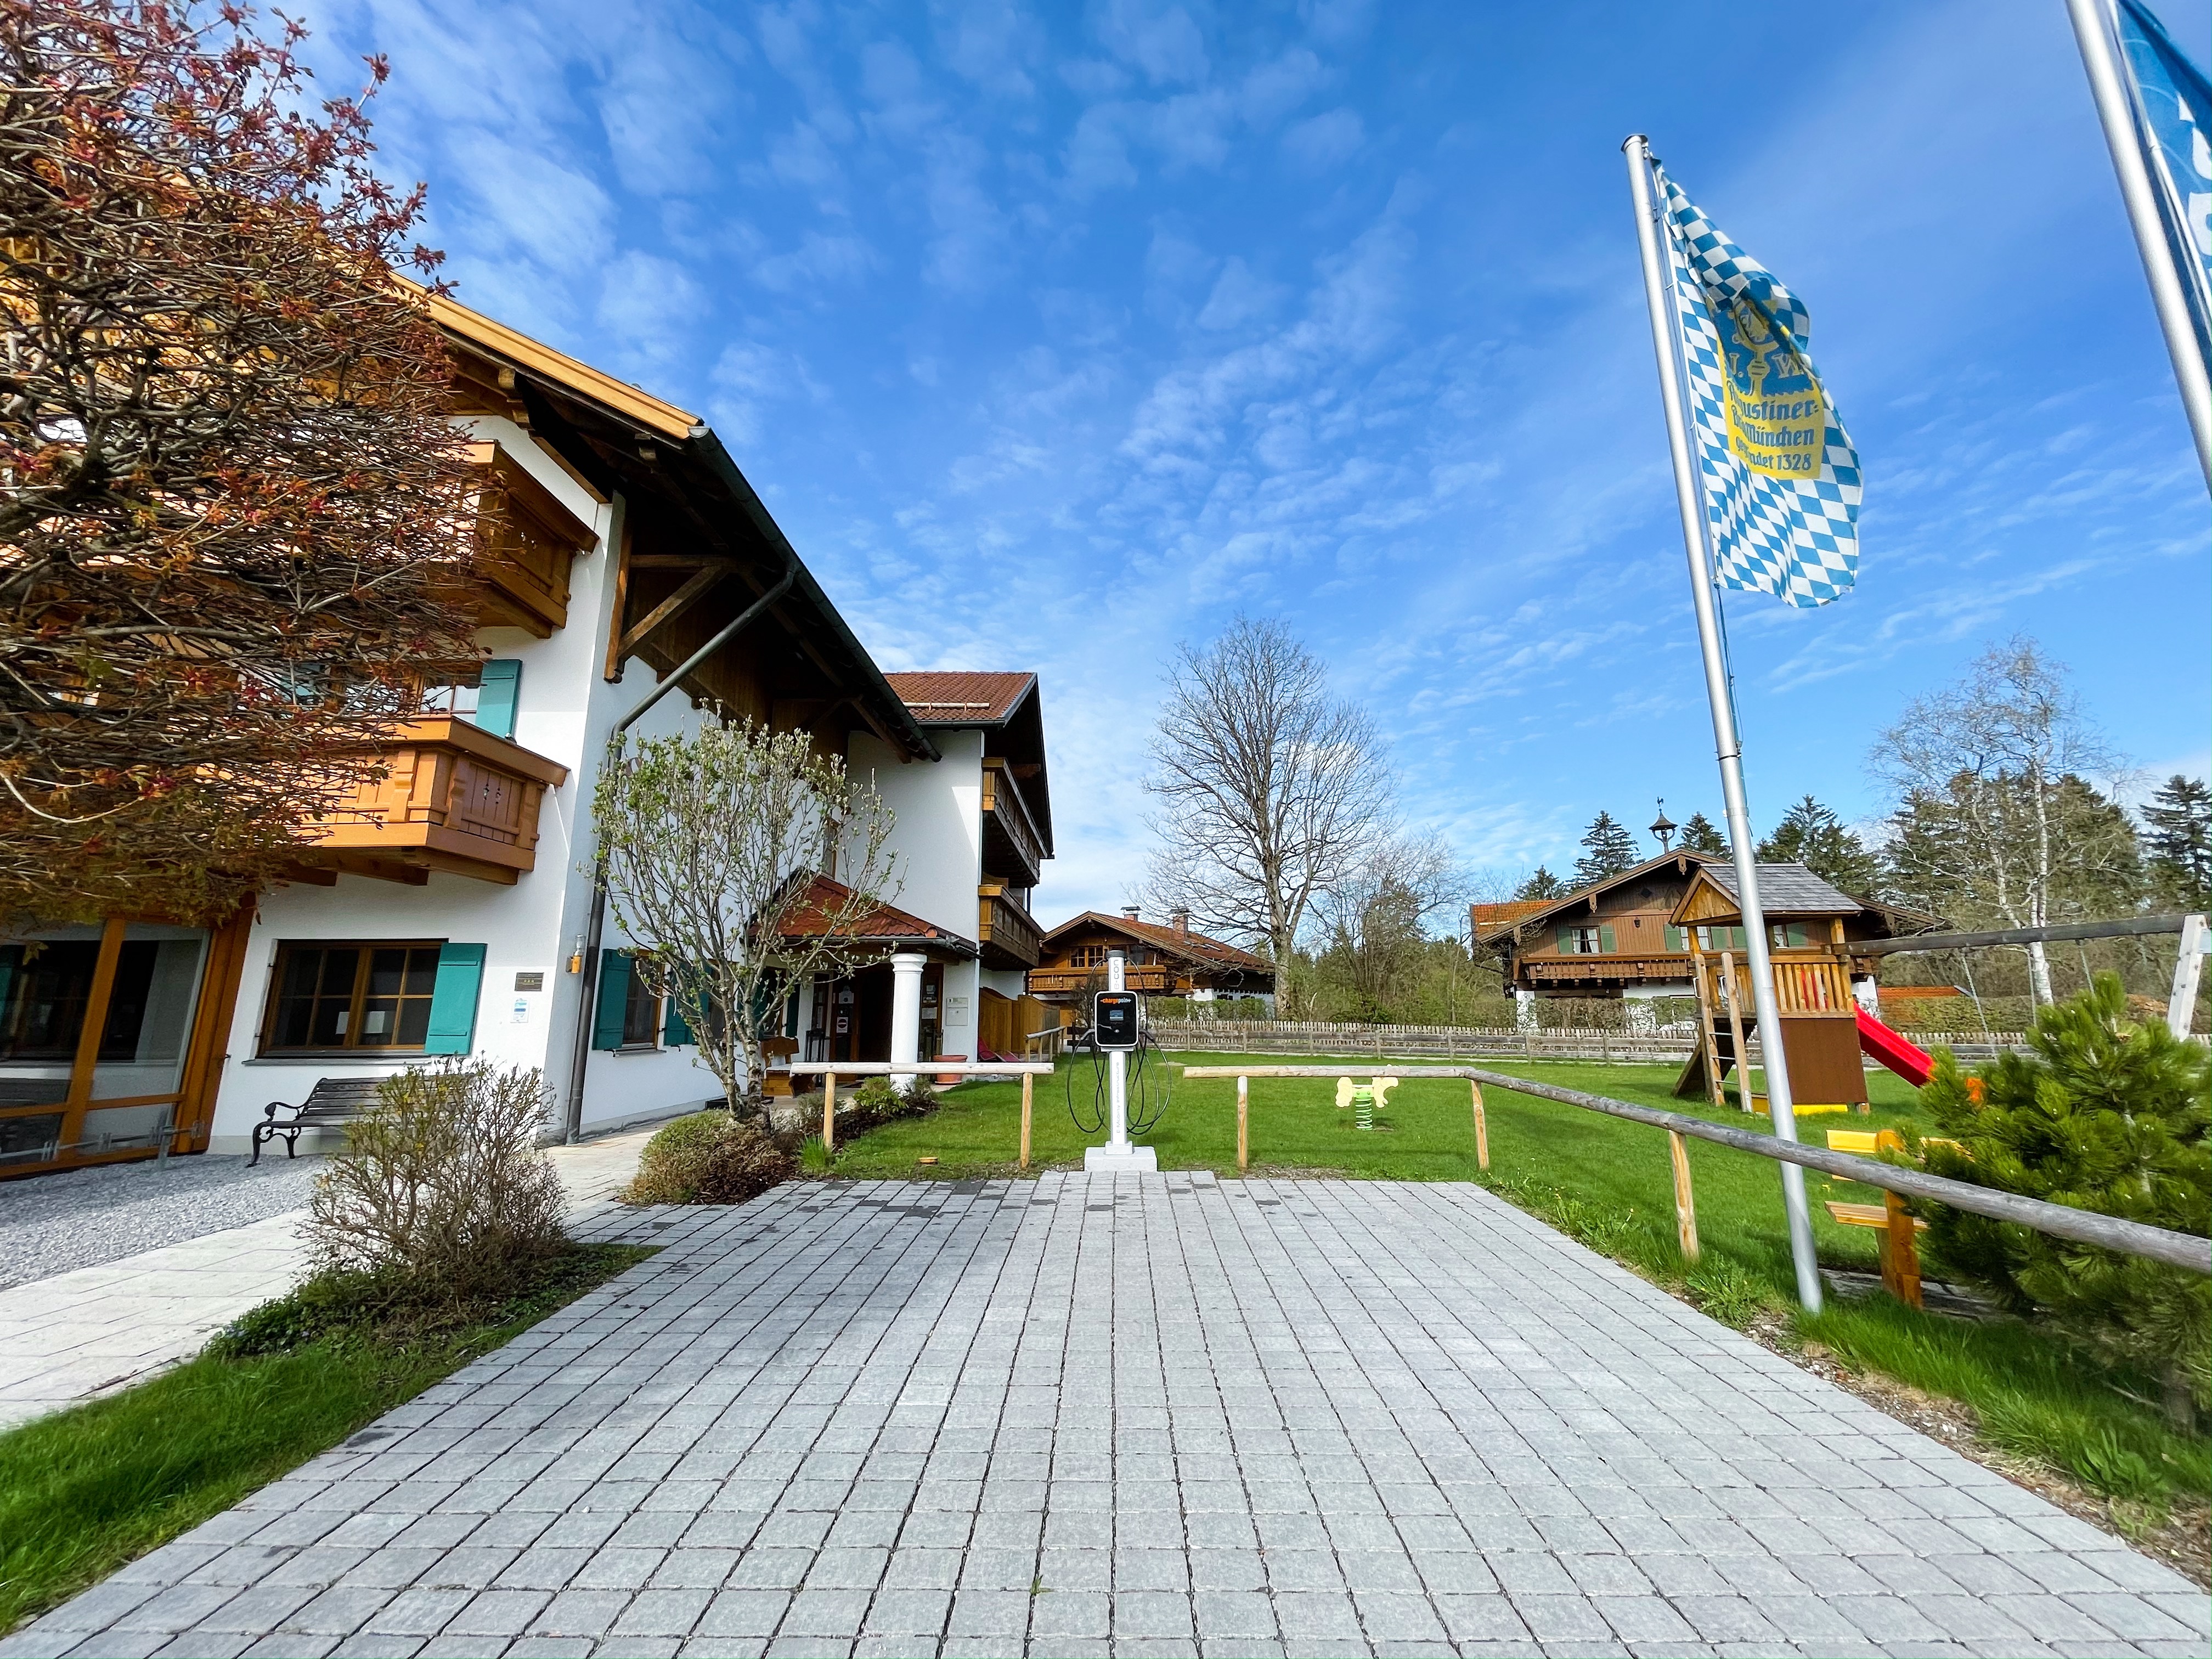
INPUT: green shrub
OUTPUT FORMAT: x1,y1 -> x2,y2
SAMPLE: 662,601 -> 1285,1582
623,1111 -> 796,1204
1912,974 -> 2210,1418
304,1061 -> 566,1302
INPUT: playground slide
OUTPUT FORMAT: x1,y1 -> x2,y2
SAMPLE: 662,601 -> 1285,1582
1856,1006 -> 1934,1088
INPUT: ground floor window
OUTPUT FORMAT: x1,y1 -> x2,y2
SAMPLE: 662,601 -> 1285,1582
263,941 -> 442,1053
622,965 -> 662,1048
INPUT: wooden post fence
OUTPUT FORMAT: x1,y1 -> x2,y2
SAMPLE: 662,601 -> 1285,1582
1667,1130 -> 1700,1263
1020,1073 -> 1033,1172
1237,1075 -> 1250,1174
822,1072 -> 837,1155
787,1060 -> 1054,1165
1470,1081 -> 1489,1171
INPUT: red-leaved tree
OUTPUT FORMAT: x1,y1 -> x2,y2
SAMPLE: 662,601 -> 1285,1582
0,0 -> 479,923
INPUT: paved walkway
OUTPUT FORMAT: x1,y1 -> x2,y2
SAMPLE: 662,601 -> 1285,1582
6,1174 -> 2202,1658
0,1128 -> 662,1430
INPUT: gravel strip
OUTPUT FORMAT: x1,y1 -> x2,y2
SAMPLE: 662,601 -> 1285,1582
0,1153 -> 324,1289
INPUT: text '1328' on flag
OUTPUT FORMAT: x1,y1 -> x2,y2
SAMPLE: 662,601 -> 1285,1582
1654,161 -> 1862,608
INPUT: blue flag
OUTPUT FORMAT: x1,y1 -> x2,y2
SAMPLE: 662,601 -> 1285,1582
2117,0 -> 2212,368
1653,162 -> 1861,608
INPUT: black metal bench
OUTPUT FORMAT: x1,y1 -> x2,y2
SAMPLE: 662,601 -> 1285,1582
250,1075 -> 387,1165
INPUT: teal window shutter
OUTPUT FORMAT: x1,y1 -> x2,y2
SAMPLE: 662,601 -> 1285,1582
1598,925 -> 1616,953
422,944 -> 486,1054
663,970 -> 696,1046
1664,924 -> 1685,952
474,659 -> 522,740
594,951 -> 631,1051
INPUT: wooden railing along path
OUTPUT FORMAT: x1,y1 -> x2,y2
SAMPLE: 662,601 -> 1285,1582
1150,1018 -> 2028,1065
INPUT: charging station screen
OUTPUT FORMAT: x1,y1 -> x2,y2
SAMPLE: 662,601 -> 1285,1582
1094,991 -> 1139,1049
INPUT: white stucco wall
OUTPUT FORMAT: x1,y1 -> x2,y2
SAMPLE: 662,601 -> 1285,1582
204,420 -> 726,1151
853,728 -> 982,944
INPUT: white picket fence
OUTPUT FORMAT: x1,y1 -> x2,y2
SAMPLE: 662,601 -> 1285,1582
1147,1017 -> 2029,1066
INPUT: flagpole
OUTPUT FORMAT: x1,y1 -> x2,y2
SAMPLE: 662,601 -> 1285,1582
1622,134 -> 1823,1313
2065,0 -> 2212,486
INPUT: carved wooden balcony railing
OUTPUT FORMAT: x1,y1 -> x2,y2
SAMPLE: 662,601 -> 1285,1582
1028,963 -> 1176,996
977,883 -> 1043,970
302,717 -> 569,886
456,442 -> 597,636
980,758 -> 1044,888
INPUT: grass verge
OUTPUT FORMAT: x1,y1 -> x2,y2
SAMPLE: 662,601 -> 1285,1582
820,1051 -> 2210,1541
0,1241 -> 651,1635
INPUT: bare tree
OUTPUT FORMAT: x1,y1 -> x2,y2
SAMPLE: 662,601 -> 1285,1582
1872,638 -> 2130,1006
1144,616 -> 1390,985
0,0 -> 479,923
1311,831 -> 1465,1019
594,719 -> 900,1110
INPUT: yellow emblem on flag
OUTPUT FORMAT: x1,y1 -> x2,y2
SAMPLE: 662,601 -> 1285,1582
1719,294 -> 1825,479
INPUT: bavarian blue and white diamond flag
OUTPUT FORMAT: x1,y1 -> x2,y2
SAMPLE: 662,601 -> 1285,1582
1654,162 -> 1861,608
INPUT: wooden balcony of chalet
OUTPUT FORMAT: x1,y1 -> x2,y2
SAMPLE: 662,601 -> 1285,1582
978,883 -> 1043,970
1523,955 -> 1696,988
980,758 -> 1045,888
448,442 -> 599,636
1028,963 -> 1176,996
299,717 -> 569,887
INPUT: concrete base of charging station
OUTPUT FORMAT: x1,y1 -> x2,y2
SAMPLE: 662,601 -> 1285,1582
1083,1144 -> 1159,1172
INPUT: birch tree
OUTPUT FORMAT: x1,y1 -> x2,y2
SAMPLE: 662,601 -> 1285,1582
1143,616 -> 1390,985
1872,639 -> 2128,1006
594,720 -> 898,1109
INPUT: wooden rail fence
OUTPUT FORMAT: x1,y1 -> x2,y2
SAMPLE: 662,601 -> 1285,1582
1152,1018 -> 2027,1065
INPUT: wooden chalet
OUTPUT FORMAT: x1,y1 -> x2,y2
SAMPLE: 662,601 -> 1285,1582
1474,851 -> 1726,999
1029,909 -> 1275,1006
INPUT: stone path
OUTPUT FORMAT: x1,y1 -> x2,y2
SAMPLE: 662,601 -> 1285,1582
0,1128 -> 662,1430
5,1173 -> 2203,1658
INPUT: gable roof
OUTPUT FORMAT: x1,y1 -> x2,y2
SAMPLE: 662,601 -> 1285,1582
884,672 -> 1037,726
1042,911 -> 1273,975
1674,864 -> 1939,935
1474,850 -> 1725,946
777,875 -> 977,957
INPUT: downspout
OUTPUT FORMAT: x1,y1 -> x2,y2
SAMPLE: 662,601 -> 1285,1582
563,550 -> 799,1142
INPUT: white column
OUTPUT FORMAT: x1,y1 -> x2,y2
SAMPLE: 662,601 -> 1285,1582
889,952 -> 926,1092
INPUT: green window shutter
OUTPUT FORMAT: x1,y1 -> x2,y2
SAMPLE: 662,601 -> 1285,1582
474,659 -> 522,740
663,969 -> 696,1046
422,944 -> 486,1054
1598,926 -> 1617,953
1556,926 -> 1575,955
1664,924 -> 1685,952
594,951 -> 631,1051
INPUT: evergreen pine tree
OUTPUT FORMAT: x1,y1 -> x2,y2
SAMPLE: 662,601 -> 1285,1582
1571,812 -> 1640,887
1915,975 -> 2210,1415
2142,775 -> 2212,911
1757,794 -> 1880,894
1677,811 -> 1728,856
1515,865 -> 1565,900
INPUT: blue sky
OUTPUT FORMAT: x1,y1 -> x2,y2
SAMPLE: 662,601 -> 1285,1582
312,0 -> 2211,926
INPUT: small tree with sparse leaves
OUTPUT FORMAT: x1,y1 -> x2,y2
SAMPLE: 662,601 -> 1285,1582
594,719 -> 899,1113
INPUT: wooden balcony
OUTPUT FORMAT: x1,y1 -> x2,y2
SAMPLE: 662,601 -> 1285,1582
978,884 -> 1042,970
980,758 -> 1044,888
1524,955 -> 1696,986
455,442 -> 597,636
1028,964 -> 1176,996
302,717 -> 569,885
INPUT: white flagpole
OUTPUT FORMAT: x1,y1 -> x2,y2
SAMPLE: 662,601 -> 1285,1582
1622,134 -> 1823,1312
2065,0 -> 2212,486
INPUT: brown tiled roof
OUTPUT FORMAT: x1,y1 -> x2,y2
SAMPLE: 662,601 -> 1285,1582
1473,850 -> 1726,945
884,672 -> 1036,726
1471,900 -> 1552,934
1042,911 -> 1272,973
777,875 -> 977,957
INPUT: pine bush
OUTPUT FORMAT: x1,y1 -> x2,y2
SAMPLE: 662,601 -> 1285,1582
1912,974 -> 2210,1419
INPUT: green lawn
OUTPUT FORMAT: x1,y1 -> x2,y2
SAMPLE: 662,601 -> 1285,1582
0,1243 -> 651,1635
824,1051 -> 1927,1279
821,1052 -> 2209,1521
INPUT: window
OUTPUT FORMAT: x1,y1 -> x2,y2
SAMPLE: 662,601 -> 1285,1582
264,943 -> 442,1052
1070,944 -> 1110,968
1557,926 -> 1615,955
1770,922 -> 1811,949
621,967 -> 662,1048
1695,925 -> 1750,952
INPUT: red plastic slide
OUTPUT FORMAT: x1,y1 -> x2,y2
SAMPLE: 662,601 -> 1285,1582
1857,1005 -> 1934,1088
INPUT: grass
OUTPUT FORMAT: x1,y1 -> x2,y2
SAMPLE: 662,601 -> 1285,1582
817,1051 -> 2210,1519
0,1242 -> 651,1635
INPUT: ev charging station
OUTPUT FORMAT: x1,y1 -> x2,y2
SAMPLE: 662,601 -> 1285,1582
1080,947 -> 1160,1171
